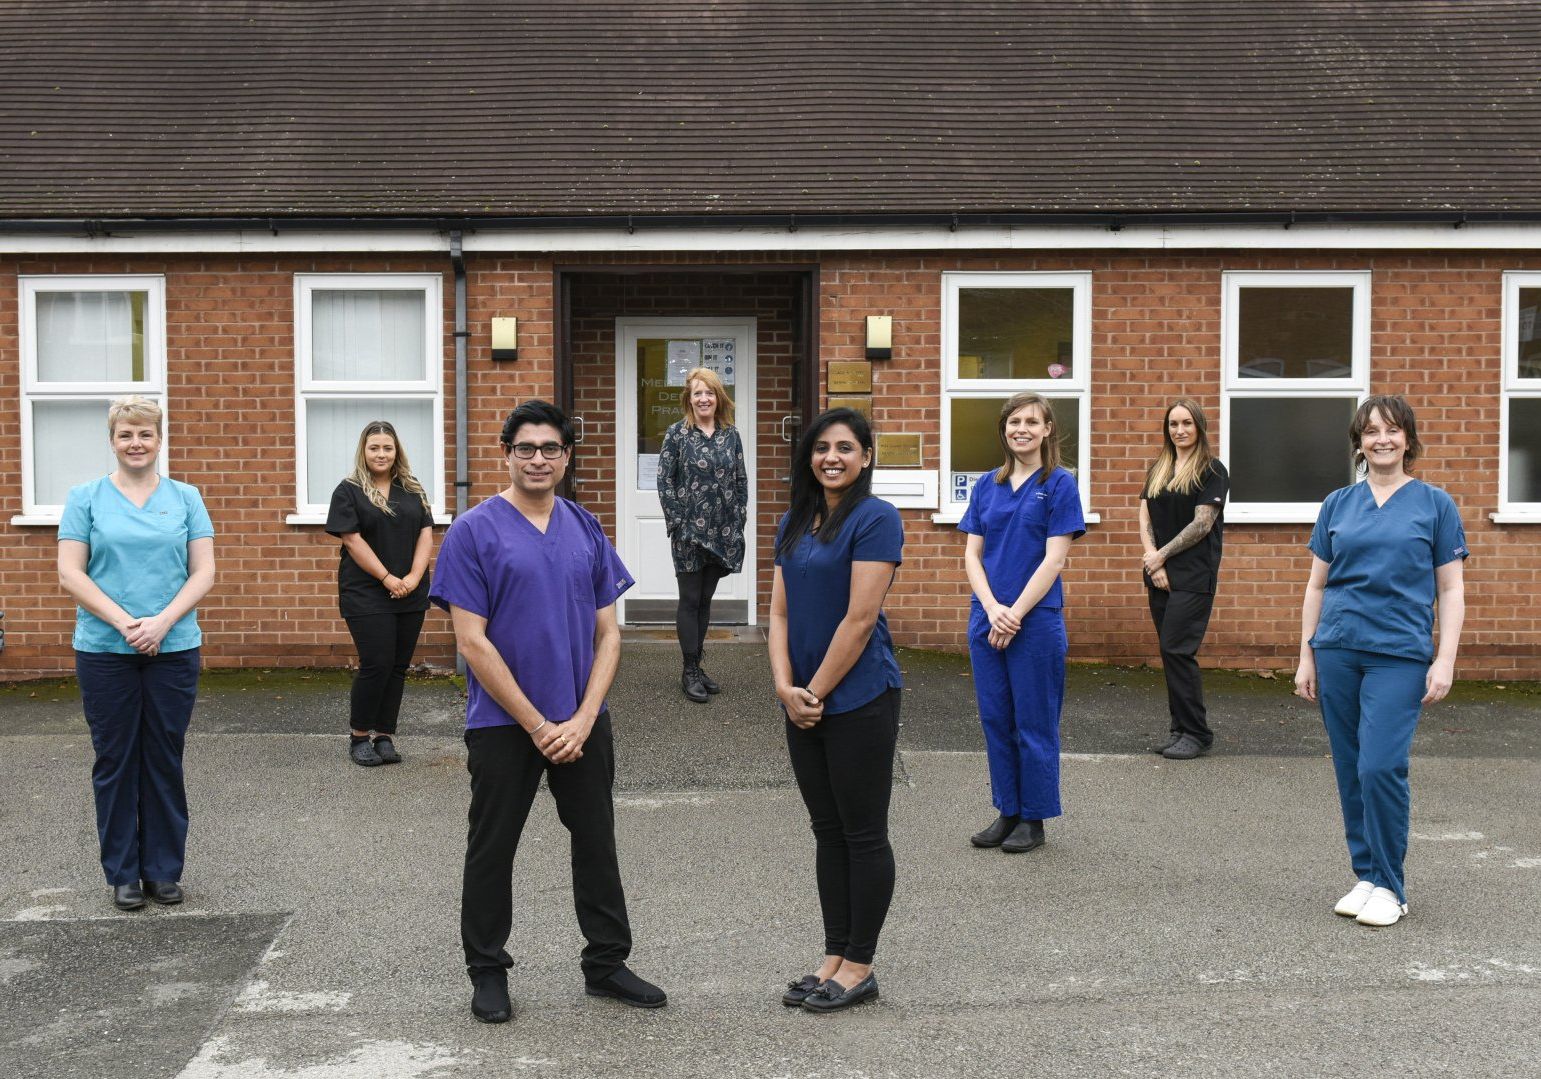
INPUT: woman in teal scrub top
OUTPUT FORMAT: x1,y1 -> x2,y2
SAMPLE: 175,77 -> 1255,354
1294,395 -> 1466,929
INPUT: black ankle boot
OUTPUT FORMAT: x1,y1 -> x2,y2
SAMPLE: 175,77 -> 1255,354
1000,818 -> 1046,853
681,656 -> 709,703
970,814 -> 1019,848
696,653 -> 721,695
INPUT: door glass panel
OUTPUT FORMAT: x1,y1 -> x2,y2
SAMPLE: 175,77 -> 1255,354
957,288 -> 1075,381
1230,397 -> 1355,502
636,335 -> 740,491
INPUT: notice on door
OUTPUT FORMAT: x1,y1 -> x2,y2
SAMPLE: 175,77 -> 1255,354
666,340 -> 702,385
702,338 -> 736,385
638,453 -> 660,492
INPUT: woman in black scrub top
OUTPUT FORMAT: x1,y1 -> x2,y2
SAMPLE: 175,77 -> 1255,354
1139,399 -> 1228,761
325,421 -> 435,767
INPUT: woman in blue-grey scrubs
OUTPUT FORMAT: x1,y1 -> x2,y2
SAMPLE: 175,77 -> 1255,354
770,408 -> 902,1013
57,396 -> 216,912
962,392 -> 1085,854
1294,394 -> 1466,928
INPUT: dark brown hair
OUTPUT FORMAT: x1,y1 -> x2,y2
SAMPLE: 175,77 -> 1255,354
1350,394 -> 1422,474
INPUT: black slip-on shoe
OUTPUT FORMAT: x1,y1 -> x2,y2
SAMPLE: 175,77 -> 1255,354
113,883 -> 145,911
470,972 -> 512,1024
142,880 -> 183,905
372,737 -> 402,764
1150,732 -> 1182,755
350,739 -> 383,767
1162,734 -> 1209,760
970,814 -> 1020,848
585,965 -> 667,1009
781,974 -> 821,1007
801,973 -> 879,1013
1000,819 -> 1046,853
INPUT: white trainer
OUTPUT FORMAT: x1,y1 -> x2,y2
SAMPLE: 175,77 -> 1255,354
1355,887 -> 1409,927
1334,880 -> 1377,917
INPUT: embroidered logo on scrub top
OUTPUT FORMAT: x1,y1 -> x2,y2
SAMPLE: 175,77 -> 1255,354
1451,544 -> 1468,559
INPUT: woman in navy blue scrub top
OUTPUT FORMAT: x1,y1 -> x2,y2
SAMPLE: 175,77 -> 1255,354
1294,395 -> 1467,928
961,393 -> 1085,854
57,396 -> 216,912
770,408 -> 903,1013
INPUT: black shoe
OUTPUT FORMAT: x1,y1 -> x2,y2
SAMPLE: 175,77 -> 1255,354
1150,732 -> 1182,755
781,974 -> 821,1007
470,971 -> 512,1024
801,973 -> 879,1013
350,738 -> 383,766
142,880 -> 183,905
697,666 -> 721,695
1162,734 -> 1209,760
681,659 -> 709,704
970,814 -> 1020,848
372,736 -> 402,764
1000,819 -> 1046,853
112,883 -> 145,911
585,965 -> 667,1009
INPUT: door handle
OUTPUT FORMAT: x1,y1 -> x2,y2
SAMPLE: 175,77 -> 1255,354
571,414 -> 585,444
780,415 -> 801,443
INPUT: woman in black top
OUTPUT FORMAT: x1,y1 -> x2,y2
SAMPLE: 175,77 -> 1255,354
657,366 -> 748,703
1138,399 -> 1229,760
325,421 -> 435,766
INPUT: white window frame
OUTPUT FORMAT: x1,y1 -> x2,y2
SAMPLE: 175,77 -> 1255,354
14,274 -> 167,524
934,271 -> 1095,524
1496,271 -> 1541,522
290,273 -> 446,523
1221,270 -> 1371,523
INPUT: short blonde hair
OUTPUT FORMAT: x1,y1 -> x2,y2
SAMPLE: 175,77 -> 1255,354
679,367 -> 735,428
107,395 -> 162,435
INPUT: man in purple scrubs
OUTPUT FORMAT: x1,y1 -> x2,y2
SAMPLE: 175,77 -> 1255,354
430,400 -> 666,1024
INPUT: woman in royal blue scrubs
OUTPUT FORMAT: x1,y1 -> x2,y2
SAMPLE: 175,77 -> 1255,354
770,408 -> 902,1013
1294,395 -> 1467,928
961,393 -> 1085,854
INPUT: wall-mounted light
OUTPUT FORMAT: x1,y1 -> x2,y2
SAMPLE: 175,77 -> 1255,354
865,315 -> 892,361
491,317 -> 519,362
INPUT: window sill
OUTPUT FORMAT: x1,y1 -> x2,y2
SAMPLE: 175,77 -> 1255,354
1489,511 -> 1541,524
930,510 -> 1102,527
10,513 -> 62,527
286,512 -> 454,527
1224,506 -> 1321,525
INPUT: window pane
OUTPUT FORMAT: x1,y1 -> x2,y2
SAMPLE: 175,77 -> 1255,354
1508,398 -> 1541,503
957,288 -> 1075,380
1230,398 -> 1355,502
948,396 -> 1079,503
1519,288 -> 1541,380
307,399 -> 436,506
312,290 -> 427,382
34,400 -> 122,504
36,291 -> 146,382
1237,288 -> 1354,379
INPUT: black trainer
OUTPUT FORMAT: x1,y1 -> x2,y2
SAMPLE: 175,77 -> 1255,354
470,971 -> 512,1024
585,965 -> 667,1008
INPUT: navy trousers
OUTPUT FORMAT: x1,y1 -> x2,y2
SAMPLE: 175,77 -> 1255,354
75,648 -> 201,886
969,606 -> 1067,820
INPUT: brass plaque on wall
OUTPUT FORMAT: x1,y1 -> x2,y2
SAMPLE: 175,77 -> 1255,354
826,395 -> 872,418
827,361 -> 873,393
875,433 -> 923,468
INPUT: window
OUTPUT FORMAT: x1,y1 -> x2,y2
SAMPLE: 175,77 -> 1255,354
1500,272 -> 1541,520
1221,271 -> 1370,521
938,272 -> 1092,522
16,275 -> 166,521
293,274 -> 444,521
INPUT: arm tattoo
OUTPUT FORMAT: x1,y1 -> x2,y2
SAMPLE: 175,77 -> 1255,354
1158,504 -> 1219,560
1144,521 -> 1159,549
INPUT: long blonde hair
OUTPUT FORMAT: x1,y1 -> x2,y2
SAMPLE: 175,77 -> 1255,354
679,367 -> 735,428
348,420 -> 431,516
1142,399 -> 1216,497
993,393 -> 1061,485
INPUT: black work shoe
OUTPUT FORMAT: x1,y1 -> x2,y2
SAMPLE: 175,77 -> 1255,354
142,880 -> 183,905
781,974 -> 821,1007
681,663 -> 709,704
372,736 -> 402,764
1162,734 -> 1209,760
113,883 -> 145,911
350,738 -> 383,767
697,666 -> 722,695
970,814 -> 1020,848
1150,732 -> 1182,755
585,965 -> 667,1009
1000,819 -> 1046,853
801,973 -> 879,1013
470,971 -> 512,1024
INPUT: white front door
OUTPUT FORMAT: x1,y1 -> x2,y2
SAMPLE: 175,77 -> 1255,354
615,317 -> 757,626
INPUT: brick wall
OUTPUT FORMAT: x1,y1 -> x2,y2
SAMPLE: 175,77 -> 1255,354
3,249 -> 1537,680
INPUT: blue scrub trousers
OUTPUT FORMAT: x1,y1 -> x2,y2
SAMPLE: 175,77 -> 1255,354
969,605 -> 1066,820
1315,646 -> 1426,904
76,648 -> 201,886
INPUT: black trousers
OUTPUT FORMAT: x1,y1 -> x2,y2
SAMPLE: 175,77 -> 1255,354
344,610 -> 426,735
461,714 -> 631,981
675,563 -> 728,660
784,687 -> 900,966
1147,587 -> 1216,746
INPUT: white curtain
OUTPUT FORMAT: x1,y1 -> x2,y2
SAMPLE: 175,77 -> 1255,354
34,400 -> 124,504
307,399 -> 435,506
311,291 -> 426,382
36,292 -> 140,382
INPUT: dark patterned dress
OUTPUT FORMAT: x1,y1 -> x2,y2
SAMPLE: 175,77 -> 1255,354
657,420 -> 748,574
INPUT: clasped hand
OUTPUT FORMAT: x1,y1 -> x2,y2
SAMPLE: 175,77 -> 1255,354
986,602 -> 1020,651
382,573 -> 418,600
778,685 -> 824,728
121,612 -> 171,656
532,713 -> 591,764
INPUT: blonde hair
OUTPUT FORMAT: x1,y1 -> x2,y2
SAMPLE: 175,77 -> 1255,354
348,421 -> 431,516
993,393 -> 1061,485
1142,399 -> 1217,497
107,395 -> 162,435
679,367 -> 735,428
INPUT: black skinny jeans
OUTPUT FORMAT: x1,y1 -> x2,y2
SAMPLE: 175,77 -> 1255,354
785,687 -> 901,966
675,564 -> 728,660
344,609 -> 426,735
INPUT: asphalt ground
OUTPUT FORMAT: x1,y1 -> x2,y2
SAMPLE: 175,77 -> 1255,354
2,642 -> 1539,1078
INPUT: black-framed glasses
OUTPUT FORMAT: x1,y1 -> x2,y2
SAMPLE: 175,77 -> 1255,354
510,442 -> 569,460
